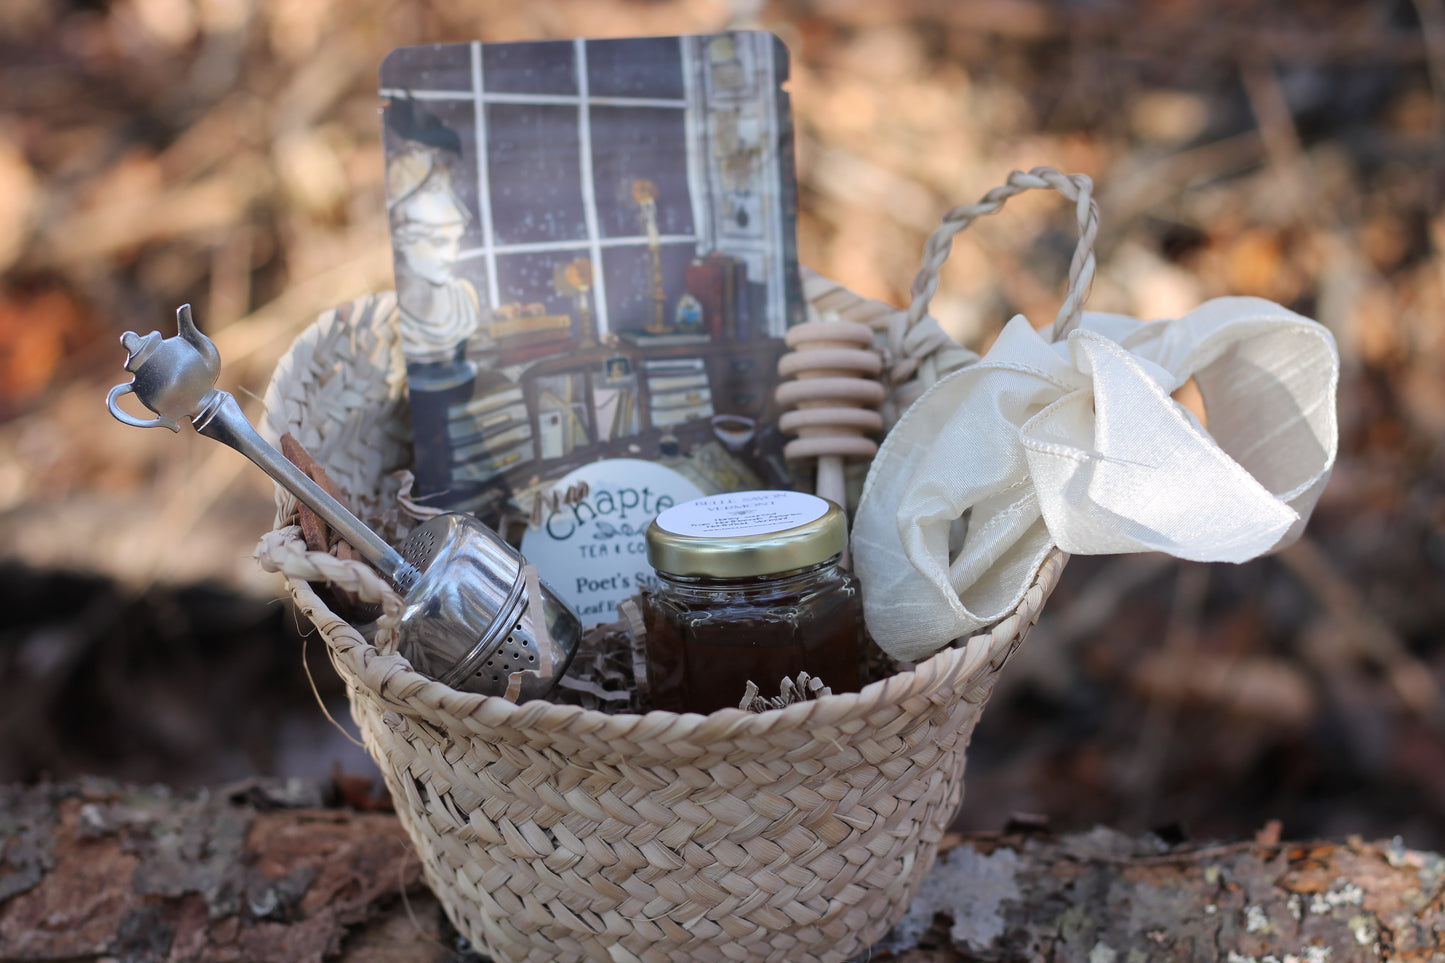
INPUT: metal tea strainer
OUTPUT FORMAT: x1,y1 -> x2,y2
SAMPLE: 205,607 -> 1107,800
106,304 -> 582,701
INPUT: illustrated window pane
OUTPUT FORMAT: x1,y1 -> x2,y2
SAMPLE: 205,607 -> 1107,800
586,37 -> 684,100
482,40 -> 577,96
602,243 -> 696,334
381,44 -> 473,92
486,103 -> 588,245
494,249 -> 596,351
590,106 -> 694,240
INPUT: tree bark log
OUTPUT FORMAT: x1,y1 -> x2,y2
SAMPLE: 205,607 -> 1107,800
3,780 -> 1442,962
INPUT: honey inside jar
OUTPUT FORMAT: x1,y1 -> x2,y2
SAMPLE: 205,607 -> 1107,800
640,491 -> 864,713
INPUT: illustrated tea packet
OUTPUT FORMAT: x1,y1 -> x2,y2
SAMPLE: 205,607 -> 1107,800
381,33 -> 805,623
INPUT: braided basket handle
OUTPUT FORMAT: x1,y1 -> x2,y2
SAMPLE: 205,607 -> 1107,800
889,167 -> 1099,390
256,526 -> 407,653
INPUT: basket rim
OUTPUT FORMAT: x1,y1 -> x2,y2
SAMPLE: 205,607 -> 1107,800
282,535 -> 1067,740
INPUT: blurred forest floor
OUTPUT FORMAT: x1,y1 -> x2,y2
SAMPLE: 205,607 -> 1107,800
2,0 -> 1444,851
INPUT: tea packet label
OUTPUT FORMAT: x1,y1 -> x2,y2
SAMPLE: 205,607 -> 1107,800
519,458 -> 704,622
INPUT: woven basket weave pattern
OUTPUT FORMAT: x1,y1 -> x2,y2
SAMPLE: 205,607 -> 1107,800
258,284 -> 1065,963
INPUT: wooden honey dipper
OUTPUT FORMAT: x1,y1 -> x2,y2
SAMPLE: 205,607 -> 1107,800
775,314 -> 886,511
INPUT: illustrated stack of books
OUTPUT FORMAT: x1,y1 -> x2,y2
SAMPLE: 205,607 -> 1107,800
488,305 -> 573,366
445,385 -> 534,483
616,328 -> 711,348
684,252 -> 750,340
644,357 -> 713,428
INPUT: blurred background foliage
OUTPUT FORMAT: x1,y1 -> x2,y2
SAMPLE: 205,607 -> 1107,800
2,0 -> 1444,848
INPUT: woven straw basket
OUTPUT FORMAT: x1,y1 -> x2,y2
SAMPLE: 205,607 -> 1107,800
255,170 -> 1086,963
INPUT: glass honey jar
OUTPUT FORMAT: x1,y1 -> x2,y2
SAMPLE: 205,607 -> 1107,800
640,490 -> 864,713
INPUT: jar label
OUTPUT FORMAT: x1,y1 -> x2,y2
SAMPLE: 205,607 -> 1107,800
655,490 -> 828,539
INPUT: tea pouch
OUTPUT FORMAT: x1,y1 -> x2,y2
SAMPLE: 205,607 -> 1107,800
379,33 -> 810,628
852,296 -> 1339,661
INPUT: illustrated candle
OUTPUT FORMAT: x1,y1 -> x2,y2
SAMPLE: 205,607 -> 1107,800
641,490 -> 864,713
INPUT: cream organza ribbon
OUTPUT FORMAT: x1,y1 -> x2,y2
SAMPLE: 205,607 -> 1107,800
852,296 -> 1339,661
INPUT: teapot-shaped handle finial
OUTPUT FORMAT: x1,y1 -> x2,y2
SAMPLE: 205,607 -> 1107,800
107,304 -> 223,431
106,302 -> 423,591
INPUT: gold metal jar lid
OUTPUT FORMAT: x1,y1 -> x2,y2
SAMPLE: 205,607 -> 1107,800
645,490 -> 846,578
